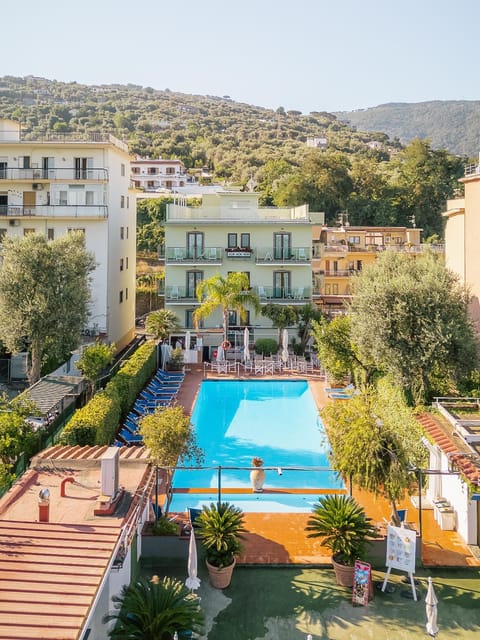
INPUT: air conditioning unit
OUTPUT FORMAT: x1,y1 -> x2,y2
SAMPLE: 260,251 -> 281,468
9,219 -> 20,226
32,183 -> 43,190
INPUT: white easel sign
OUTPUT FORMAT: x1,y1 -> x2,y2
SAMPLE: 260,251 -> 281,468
381,525 -> 417,601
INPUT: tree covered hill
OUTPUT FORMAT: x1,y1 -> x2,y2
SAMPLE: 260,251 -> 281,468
335,101 -> 480,157
0,75 -> 393,182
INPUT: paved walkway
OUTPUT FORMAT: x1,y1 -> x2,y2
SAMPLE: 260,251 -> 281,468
170,364 -> 480,568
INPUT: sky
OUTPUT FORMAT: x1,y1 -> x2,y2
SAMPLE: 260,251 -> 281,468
2,0 -> 479,114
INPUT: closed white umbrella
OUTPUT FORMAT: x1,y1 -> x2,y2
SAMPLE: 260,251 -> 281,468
281,328 -> 289,364
185,528 -> 201,592
160,342 -> 172,369
425,577 -> 439,637
216,344 -> 225,362
243,327 -> 250,362
185,330 -> 191,351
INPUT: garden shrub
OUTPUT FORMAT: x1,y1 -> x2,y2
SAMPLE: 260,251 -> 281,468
254,338 -> 278,356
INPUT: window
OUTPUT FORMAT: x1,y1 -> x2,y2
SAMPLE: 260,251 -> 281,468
228,233 -> 237,248
24,228 -> 35,235
186,270 -> 203,298
47,228 -> 54,241
166,167 -> 175,175
228,311 -> 237,326
59,190 -> 68,205
148,167 -> 157,175
121,163 -> 125,176
120,195 -> 125,208
240,233 -> 250,249
187,231 -> 204,259
67,228 -> 86,234
20,156 -> 31,169
125,287 -> 128,300
274,232 -> 291,260
86,191 -> 94,205
273,271 -> 291,298
132,166 -> 140,174
147,181 -> 155,189
120,226 -> 124,239
120,258 -> 124,271
119,290 -> 123,303
126,257 -> 129,269
348,236 -> 360,244
126,196 -> 129,209
126,227 -> 129,239
186,309 -> 202,329
74,157 -> 93,179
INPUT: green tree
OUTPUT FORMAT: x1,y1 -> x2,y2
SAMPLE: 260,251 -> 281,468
323,381 -> 426,523
194,273 -> 261,342
139,406 -> 204,490
103,575 -> 204,640
296,303 -> 323,353
76,340 -> 116,397
145,309 -> 180,342
0,393 -> 37,487
312,315 -> 376,384
0,232 -> 95,384
260,303 -> 299,340
349,251 -> 477,404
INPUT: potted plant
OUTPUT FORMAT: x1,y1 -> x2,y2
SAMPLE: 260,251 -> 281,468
305,495 -> 378,587
167,347 -> 184,371
250,456 -> 266,492
194,502 -> 246,589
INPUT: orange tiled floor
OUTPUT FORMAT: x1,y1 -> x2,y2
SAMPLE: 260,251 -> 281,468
171,364 -> 480,567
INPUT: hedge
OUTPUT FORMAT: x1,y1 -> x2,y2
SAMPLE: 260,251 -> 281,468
60,340 -> 157,446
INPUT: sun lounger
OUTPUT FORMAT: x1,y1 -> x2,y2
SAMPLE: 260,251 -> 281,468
118,428 -> 143,444
140,390 -> 176,402
324,382 -> 354,393
328,388 -> 358,399
155,369 -> 184,381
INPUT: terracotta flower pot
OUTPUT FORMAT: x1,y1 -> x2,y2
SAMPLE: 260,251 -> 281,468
206,558 -> 236,589
331,556 -> 355,587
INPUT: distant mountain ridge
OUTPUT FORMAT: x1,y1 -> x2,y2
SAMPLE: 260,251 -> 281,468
335,101 -> 480,157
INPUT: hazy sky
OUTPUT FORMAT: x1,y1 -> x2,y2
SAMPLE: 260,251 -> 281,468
2,0 -> 478,113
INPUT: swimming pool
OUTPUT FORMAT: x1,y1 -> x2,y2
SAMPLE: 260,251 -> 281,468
169,379 -> 345,513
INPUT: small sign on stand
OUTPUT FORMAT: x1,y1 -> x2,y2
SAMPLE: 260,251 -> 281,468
352,560 -> 372,606
381,525 -> 417,601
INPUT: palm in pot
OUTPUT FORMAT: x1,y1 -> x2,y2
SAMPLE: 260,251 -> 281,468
195,502 -> 246,589
306,494 -> 378,586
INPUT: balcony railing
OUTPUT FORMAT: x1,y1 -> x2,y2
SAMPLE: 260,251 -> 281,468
255,247 -> 311,264
0,204 -> 108,218
256,285 -> 311,301
465,163 -> 480,177
0,168 -> 108,181
322,270 -> 353,277
165,247 -> 223,264
165,285 -> 199,302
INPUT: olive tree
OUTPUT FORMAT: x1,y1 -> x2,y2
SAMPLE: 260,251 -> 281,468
0,232 -> 95,383
349,251 -> 477,404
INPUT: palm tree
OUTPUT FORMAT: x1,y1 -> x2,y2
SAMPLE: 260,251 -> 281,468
194,273 -> 260,342
103,575 -> 204,640
145,309 -> 180,342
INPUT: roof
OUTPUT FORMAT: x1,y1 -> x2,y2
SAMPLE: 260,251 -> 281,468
416,413 -> 480,486
22,375 -> 85,415
0,445 -> 152,640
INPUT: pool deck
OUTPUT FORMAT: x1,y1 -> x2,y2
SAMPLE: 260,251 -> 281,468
171,364 -> 480,569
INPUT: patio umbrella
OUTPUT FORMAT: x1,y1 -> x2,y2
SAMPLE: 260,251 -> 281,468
281,328 -> 289,364
425,577 -> 439,637
216,344 -> 225,362
185,330 -> 191,351
185,528 -> 201,592
160,342 -> 172,369
243,327 -> 250,362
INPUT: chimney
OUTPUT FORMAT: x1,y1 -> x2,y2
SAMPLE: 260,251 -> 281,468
38,488 -> 50,522
101,447 -> 119,498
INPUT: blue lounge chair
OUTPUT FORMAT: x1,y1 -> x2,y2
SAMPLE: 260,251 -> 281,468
155,369 -> 184,382
123,420 -> 140,435
324,382 -> 354,393
118,428 -> 143,444
141,388 -> 177,400
328,389 -> 356,399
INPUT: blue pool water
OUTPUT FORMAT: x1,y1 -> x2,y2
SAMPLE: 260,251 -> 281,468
169,380 -> 344,513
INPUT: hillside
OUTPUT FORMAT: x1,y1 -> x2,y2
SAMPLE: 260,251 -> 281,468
335,101 -> 480,157
0,75 -> 392,183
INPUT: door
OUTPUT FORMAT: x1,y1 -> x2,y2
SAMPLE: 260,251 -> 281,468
187,232 -> 204,259
186,271 -> 203,298
74,157 -> 93,179
273,271 -> 290,298
42,156 -> 55,179
23,191 -> 36,214
274,232 -> 291,260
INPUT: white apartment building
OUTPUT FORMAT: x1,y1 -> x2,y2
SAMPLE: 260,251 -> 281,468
131,156 -> 187,192
0,119 -> 135,351
162,190 -> 324,350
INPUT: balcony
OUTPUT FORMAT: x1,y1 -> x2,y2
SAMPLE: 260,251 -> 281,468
0,168 -> 108,181
165,247 -> 223,265
165,285 -> 199,304
322,270 -> 352,277
0,204 -> 108,219
256,285 -> 311,302
255,247 -> 311,265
